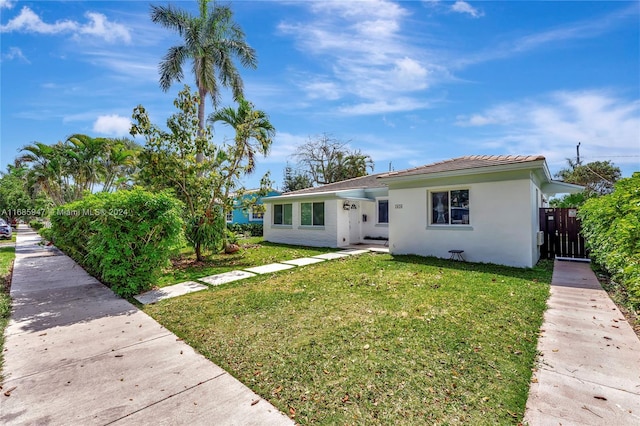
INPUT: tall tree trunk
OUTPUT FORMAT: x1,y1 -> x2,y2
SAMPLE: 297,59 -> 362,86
195,241 -> 203,262
196,87 -> 207,164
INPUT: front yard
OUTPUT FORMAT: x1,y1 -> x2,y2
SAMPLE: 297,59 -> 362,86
157,238 -> 337,287
145,247 -> 552,424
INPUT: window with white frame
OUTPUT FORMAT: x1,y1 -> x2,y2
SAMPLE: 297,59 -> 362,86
430,189 -> 470,225
377,199 -> 389,224
273,204 -> 292,225
250,209 -> 264,221
301,202 -> 324,226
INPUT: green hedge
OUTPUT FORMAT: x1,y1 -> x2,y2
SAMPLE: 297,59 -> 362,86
227,222 -> 263,237
579,173 -> 640,308
50,189 -> 184,297
29,220 -> 44,230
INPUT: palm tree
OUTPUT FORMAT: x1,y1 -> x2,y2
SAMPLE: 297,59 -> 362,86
150,0 -> 257,163
102,138 -> 141,192
19,142 -> 69,205
65,134 -> 109,198
209,98 -> 274,175
209,98 -> 275,224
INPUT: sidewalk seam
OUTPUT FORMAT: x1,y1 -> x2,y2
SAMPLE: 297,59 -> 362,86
2,332 -> 174,384
536,366 -> 640,396
102,372 -> 228,425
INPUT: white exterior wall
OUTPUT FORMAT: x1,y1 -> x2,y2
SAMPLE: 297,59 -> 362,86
263,199 -> 340,248
361,198 -> 389,240
336,202 -> 350,246
389,179 -> 537,268
529,179 -> 543,267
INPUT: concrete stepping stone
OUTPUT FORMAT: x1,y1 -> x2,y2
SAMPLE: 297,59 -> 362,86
280,257 -> 326,266
312,252 -> 350,260
368,247 -> 390,253
199,270 -> 256,286
135,281 -> 207,305
244,263 -> 296,275
337,249 -> 370,255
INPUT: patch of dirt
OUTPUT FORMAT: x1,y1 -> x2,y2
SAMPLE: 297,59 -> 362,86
1,260 -> 14,293
169,257 -> 208,270
241,243 -> 261,250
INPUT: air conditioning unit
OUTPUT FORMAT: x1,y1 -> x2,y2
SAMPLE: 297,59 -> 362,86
537,231 -> 545,246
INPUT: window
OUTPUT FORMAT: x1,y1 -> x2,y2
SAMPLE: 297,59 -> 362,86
250,210 -> 264,221
273,204 -> 292,225
377,200 -> 389,224
431,189 -> 469,225
226,211 -> 233,223
301,202 -> 324,226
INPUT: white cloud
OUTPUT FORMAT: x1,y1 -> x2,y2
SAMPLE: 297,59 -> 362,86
451,1 -> 484,18
76,12 -> 131,43
455,4 -> 638,68
302,80 -> 342,101
82,50 -> 157,82
2,46 -> 29,63
93,115 -> 131,136
455,105 -> 516,127
339,98 -> 429,115
279,1 -> 440,115
456,90 -> 640,171
393,57 -> 428,90
0,6 -> 131,43
0,0 -> 15,9
0,6 -> 77,34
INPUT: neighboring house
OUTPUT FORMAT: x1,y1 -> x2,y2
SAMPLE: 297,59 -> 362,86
263,155 -> 583,268
227,189 -> 281,225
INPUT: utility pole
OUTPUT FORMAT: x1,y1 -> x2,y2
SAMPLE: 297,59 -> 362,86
576,142 -> 581,166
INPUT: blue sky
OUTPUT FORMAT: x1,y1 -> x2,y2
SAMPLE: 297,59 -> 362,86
1,0 -> 639,190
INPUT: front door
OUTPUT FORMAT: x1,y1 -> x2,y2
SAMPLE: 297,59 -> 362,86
349,202 -> 361,245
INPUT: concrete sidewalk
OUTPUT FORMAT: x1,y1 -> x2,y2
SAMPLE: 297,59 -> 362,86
1,226 -> 293,425
524,259 -> 640,425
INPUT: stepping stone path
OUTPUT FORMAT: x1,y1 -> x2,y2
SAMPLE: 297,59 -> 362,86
313,252 -> 350,260
281,257 -> 326,266
135,281 -> 207,304
200,270 -> 256,286
136,247 -> 388,305
244,262 -> 296,275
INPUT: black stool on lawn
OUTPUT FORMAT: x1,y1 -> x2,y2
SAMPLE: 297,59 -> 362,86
448,250 -> 465,261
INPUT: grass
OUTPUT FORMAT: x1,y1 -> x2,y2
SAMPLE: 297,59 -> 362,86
0,246 -> 15,376
157,237 -> 338,287
145,251 -> 552,425
0,232 -> 15,243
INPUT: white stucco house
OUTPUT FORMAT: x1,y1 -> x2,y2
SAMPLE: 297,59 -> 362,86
263,155 -> 582,268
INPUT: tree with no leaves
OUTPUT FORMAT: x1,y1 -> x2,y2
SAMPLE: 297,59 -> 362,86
291,134 -> 374,186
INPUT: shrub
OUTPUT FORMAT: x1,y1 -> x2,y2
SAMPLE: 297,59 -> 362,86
227,222 -> 263,237
50,189 -> 184,297
579,173 -> 640,308
29,220 -> 44,230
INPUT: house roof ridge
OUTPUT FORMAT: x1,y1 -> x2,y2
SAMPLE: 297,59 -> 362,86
283,172 -> 388,195
379,154 -> 546,179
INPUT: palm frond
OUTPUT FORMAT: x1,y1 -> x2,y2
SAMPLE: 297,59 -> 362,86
159,45 -> 188,91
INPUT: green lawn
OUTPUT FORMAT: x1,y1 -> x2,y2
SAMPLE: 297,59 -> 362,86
145,251 -> 552,424
0,246 -> 15,375
157,237 -> 337,287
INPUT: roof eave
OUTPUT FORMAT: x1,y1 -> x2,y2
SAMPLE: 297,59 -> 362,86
263,188 -> 381,202
378,159 -> 547,183
541,181 -> 585,196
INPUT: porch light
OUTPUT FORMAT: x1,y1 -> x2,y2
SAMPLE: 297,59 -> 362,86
343,201 -> 351,211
